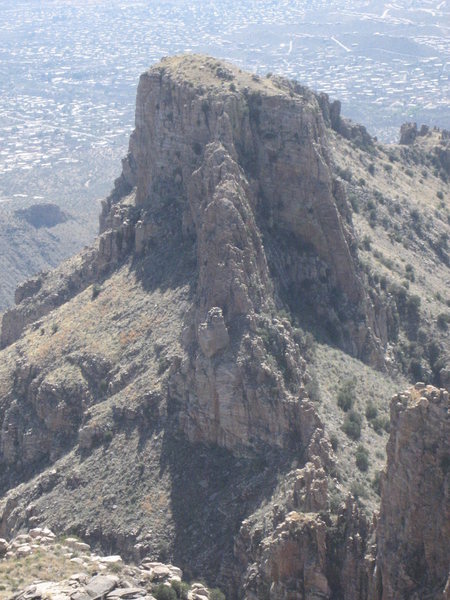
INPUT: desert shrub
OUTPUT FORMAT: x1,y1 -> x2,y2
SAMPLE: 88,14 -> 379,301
171,581 -> 190,599
428,340 -> 441,367
92,284 -> 102,299
437,232 -> 448,250
153,584 -> 177,600
437,313 -> 449,331
371,415 -> 389,434
355,444 -> 369,472
99,379 -> 108,395
103,430 -> 113,444
337,378 -> 356,412
157,355 -> 171,375
192,142 -> 202,156
365,402 -> 378,421
368,163 -> 375,175
405,263 -> 415,282
330,433 -> 339,452
349,193 -> 360,212
305,373 -> 321,403
437,191 -> 444,200
210,589 -> 226,600
109,561 -> 122,573
410,358 -> 424,381
337,166 -> 352,182
361,235 -> 372,251
350,480 -> 367,500
371,471 -> 382,496
342,410 -> 362,440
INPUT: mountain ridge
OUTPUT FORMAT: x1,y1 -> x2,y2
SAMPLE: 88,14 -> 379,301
0,55 -> 448,600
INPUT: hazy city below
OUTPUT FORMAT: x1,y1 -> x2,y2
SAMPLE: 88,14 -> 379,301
0,0 -> 449,209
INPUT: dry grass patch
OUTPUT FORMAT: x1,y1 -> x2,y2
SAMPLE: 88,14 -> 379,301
0,544 -> 93,599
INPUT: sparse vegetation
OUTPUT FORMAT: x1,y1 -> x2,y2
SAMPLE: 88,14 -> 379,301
153,585 -> 178,600
350,480 -> 367,500
371,470 -> 382,496
330,433 -> 339,452
355,444 -> 369,472
171,581 -> 190,599
365,402 -> 378,421
437,313 -> 449,331
210,589 -> 226,600
1,55 -> 449,600
337,378 -> 356,412
91,283 -> 102,299
336,166 -> 352,182
306,372 -> 321,403
342,410 -> 362,440
371,415 -> 390,434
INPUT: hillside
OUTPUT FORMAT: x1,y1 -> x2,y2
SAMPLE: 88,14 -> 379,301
0,55 -> 448,600
0,198 -> 98,312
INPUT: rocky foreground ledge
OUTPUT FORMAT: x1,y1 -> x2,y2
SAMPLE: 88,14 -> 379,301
0,528 -> 219,600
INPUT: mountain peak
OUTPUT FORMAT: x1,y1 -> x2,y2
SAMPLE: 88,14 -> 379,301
0,56 -> 448,600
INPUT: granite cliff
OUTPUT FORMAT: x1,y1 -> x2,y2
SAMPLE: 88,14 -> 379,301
0,56 -> 448,599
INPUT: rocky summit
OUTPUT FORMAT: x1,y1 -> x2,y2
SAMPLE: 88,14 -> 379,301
0,55 -> 448,599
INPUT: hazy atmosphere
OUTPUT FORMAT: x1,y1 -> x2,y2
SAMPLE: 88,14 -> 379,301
1,0 -> 449,207
0,2 -> 448,599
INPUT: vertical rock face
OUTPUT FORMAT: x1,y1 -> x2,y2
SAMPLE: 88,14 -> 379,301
369,385 -> 449,600
0,56 -> 448,600
97,55 -> 385,453
101,56 -> 385,343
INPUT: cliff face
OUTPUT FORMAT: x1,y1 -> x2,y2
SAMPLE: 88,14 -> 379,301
0,56 -> 448,600
1,55 -> 385,455
106,56 -> 384,365
369,384 -> 450,600
99,55 -> 385,453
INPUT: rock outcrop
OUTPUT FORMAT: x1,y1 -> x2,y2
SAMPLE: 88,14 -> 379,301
0,55 -> 448,600
1,55 -> 387,454
369,384 -> 450,600
0,527 -> 209,600
89,55 -> 387,369
319,94 -> 374,151
98,55 -> 385,453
